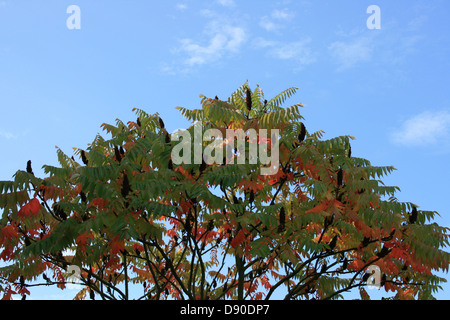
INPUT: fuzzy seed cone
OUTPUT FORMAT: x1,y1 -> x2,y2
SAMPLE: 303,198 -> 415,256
246,88 -> 252,111
165,131 -> 171,144
298,123 -> 306,142
80,191 -> 87,203
158,116 -> 165,129
337,168 -> 343,186
114,146 -> 122,163
81,150 -> 88,165
121,173 -> 131,198
409,206 -> 418,224
26,160 -> 34,175
249,190 -> 255,204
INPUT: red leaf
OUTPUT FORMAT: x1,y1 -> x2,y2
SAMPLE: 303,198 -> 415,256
18,198 -> 40,218
39,185 -> 64,201
88,198 -> 109,210
132,243 -> 144,252
1,287 -> 16,300
76,231 -> 93,251
230,229 -> 246,248
110,236 -> 125,255
1,224 -> 18,241
348,259 -> 365,271
260,275 -> 271,290
306,201 -> 329,214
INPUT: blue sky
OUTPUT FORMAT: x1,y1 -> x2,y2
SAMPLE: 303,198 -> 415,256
1,0 -> 450,299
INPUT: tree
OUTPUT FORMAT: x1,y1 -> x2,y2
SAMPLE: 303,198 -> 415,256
0,82 -> 449,300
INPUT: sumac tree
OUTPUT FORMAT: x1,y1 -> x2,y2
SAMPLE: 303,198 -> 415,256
0,82 -> 449,300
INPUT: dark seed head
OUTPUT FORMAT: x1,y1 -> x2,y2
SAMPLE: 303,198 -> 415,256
245,88 -> 252,111
114,146 -> 122,163
337,168 -> 343,186
121,173 -> 131,198
81,150 -> 88,165
298,123 -> 306,142
80,191 -> 87,203
249,190 -> 255,204
165,132 -> 171,144
409,206 -> 418,224
26,160 -> 34,175
158,117 -> 165,129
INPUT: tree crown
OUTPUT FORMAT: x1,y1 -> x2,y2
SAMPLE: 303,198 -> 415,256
1,82 -> 449,300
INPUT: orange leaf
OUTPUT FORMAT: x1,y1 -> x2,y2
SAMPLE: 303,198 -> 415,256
306,201 -> 329,214
260,275 -> 271,290
110,236 -> 125,255
18,198 -> 40,218
76,231 -> 93,250
348,259 -> 365,271
1,287 -> 16,300
1,224 -> 18,241
230,229 -> 246,248
39,185 -> 64,201
88,198 -> 109,210
132,243 -> 144,252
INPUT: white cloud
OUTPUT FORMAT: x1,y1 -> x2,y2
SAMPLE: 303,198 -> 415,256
164,9 -> 247,73
0,131 -> 16,139
328,36 -> 374,71
259,17 -> 279,32
271,39 -> 315,64
175,3 -> 187,11
272,9 -> 294,20
252,37 -> 276,48
178,23 -> 246,66
407,14 -> 428,31
259,8 -> 294,32
253,37 -> 316,67
391,110 -> 450,147
216,0 -> 234,7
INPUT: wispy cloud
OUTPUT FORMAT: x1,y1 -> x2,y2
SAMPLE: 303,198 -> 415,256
175,3 -> 187,11
163,8 -> 247,73
272,9 -> 294,20
391,110 -> 450,147
253,37 -> 316,67
328,36 -> 374,71
216,0 -> 234,7
259,17 -> 279,32
329,5 -> 429,73
259,8 -> 294,32
177,22 -> 246,67
0,131 -> 16,140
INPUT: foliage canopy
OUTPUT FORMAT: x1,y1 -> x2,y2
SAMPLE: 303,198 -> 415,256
1,82 -> 449,300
